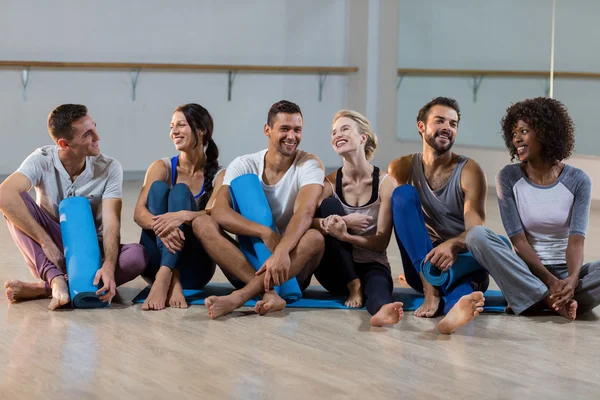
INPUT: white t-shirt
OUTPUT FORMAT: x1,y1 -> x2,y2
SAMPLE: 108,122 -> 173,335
17,145 -> 123,236
223,149 -> 324,234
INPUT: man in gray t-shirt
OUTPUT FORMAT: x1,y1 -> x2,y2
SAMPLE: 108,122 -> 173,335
0,104 -> 147,310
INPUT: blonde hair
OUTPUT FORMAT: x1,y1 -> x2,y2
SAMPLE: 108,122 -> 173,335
332,110 -> 378,160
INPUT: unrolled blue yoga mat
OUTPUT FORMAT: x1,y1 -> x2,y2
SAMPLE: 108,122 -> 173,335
229,174 -> 302,303
132,283 -> 507,312
421,236 -> 512,291
59,196 -> 108,308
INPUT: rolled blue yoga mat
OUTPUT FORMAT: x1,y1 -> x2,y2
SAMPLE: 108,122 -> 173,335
229,174 -> 302,303
59,196 -> 108,308
421,236 -> 512,291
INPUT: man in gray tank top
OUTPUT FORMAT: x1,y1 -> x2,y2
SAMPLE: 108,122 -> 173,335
388,97 -> 490,334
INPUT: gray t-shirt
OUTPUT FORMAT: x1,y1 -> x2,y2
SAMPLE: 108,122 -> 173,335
17,145 -> 123,236
496,163 -> 591,265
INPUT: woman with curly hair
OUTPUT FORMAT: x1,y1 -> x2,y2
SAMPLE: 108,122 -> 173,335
134,104 -> 225,311
466,97 -> 600,320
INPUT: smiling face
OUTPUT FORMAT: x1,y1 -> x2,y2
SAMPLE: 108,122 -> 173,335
170,111 -> 198,151
331,116 -> 366,159
265,112 -> 303,157
60,114 -> 100,156
512,120 -> 542,162
418,105 -> 458,155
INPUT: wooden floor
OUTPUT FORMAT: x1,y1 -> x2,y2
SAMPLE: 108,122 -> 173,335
1,181 -> 600,400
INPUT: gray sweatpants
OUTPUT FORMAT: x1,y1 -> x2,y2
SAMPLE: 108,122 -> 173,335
466,226 -> 600,315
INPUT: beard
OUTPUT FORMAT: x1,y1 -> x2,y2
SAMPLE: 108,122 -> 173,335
424,130 -> 454,155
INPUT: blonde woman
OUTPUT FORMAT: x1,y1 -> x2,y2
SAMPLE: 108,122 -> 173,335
313,110 -> 403,326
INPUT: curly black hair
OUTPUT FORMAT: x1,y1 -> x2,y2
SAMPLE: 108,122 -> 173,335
501,97 -> 575,164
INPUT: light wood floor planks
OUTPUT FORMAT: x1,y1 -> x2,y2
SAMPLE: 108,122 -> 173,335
1,181 -> 599,400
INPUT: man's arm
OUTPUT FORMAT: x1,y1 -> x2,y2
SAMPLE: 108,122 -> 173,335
100,198 -> 122,272
455,158 -> 487,248
0,172 -> 53,244
276,184 -> 323,255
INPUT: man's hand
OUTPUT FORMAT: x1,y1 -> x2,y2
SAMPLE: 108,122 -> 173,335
41,239 -> 66,274
94,264 -> 117,303
260,228 -> 281,253
342,213 -> 372,233
158,228 -> 185,254
152,211 -> 188,236
256,249 -> 291,290
322,215 -> 347,240
549,276 -> 577,310
424,240 -> 459,271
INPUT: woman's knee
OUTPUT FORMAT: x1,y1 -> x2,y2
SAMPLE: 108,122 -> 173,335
149,180 -> 170,196
318,197 -> 344,218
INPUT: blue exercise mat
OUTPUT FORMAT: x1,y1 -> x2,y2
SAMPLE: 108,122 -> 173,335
229,174 -> 302,303
421,236 -> 512,291
59,196 -> 108,309
132,282 -> 507,312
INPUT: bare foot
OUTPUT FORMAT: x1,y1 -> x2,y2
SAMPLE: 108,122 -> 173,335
437,292 -> 485,334
415,274 -> 441,317
255,290 -> 286,315
344,279 -> 363,308
166,270 -> 188,309
370,302 -> 404,327
555,299 -> 578,321
142,266 -> 172,311
48,276 -> 70,311
5,280 -> 48,302
205,292 -> 245,319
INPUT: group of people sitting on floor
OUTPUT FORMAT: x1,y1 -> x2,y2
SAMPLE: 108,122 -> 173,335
1,95 -> 598,334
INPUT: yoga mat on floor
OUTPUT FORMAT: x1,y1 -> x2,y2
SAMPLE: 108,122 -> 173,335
59,196 -> 108,309
132,282 -> 507,312
229,174 -> 302,303
421,236 -> 512,291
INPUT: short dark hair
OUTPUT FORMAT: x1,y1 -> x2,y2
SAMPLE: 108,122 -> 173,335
501,97 -> 575,164
267,100 -> 302,127
417,97 -> 461,125
47,104 -> 88,141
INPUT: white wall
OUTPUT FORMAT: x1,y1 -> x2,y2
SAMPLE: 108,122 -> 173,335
396,0 -> 600,155
384,0 -> 600,200
0,0 -> 349,174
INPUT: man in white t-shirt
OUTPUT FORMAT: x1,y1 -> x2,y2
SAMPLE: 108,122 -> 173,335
192,100 -> 325,318
0,104 -> 148,310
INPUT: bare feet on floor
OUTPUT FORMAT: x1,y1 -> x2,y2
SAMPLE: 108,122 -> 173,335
166,270 -> 188,309
370,302 -> 404,327
555,299 -> 578,321
437,291 -> 485,334
48,276 -> 70,311
205,292 -> 245,319
255,290 -> 286,315
4,280 -> 48,302
415,275 -> 441,317
142,266 -> 172,311
344,279 -> 363,308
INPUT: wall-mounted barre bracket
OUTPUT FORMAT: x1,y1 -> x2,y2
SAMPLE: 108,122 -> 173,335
21,67 -> 30,101
318,73 -> 328,102
227,70 -> 238,101
469,75 -> 485,102
396,74 -> 405,91
131,69 -> 141,101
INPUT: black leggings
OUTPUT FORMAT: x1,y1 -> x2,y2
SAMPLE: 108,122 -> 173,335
314,198 -> 394,315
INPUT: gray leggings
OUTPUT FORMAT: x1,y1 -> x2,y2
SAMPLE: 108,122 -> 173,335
466,226 -> 600,315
